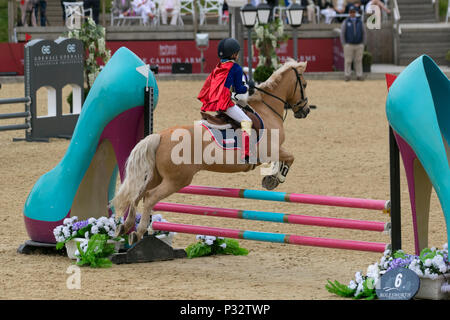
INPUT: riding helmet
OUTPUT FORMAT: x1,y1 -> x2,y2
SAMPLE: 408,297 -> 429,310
217,38 -> 240,59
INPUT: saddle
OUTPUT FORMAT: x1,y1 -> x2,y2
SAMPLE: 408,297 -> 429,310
200,105 -> 263,133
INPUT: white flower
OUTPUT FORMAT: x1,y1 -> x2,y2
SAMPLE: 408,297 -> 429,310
196,235 -> 205,241
63,218 -> 72,226
408,260 -> 424,276
348,280 -> 357,290
62,226 -> 71,238
88,217 -> 96,224
219,243 -> 226,249
84,231 -> 90,239
205,236 -> 216,242
355,271 -> 363,284
205,239 -> 214,246
424,259 -> 432,267
355,282 -> 364,296
366,263 -> 379,282
108,230 -> 115,237
53,225 -> 62,236
80,239 -> 89,252
91,226 -> 99,234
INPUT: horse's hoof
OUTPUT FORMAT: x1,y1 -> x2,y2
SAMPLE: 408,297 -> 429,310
128,231 -> 140,245
115,224 -> 125,237
262,175 -> 279,190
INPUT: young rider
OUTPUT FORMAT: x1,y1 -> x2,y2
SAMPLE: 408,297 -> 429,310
197,38 -> 255,160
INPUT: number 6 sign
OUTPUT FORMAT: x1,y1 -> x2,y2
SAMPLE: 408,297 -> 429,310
376,268 -> 420,300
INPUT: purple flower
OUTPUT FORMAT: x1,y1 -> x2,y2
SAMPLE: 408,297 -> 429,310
387,255 -> 415,272
72,220 -> 89,231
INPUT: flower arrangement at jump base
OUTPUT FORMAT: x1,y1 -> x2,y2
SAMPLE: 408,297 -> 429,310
185,235 -> 249,259
326,244 -> 450,299
54,213 -> 176,267
54,215 -> 127,268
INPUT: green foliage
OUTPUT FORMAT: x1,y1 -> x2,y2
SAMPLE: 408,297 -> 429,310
185,237 -> 249,259
75,234 -> 116,268
0,0 -> 8,42
325,280 -> 356,298
325,278 -> 376,300
446,50 -> 450,62
253,65 -> 275,83
439,0 -> 449,17
363,51 -> 372,66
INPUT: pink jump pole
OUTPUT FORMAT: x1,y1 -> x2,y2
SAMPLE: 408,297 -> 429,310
152,221 -> 389,253
179,185 -> 390,212
153,202 -> 389,232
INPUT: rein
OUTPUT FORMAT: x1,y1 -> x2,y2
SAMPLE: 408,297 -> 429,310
253,68 -> 307,122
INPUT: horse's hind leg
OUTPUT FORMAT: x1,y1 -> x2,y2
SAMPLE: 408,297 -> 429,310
116,174 -> 162,237
129,178 -> 191,245
116,205 -> 137,236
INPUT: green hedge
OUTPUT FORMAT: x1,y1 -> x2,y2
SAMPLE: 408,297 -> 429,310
0,0 -> 8,42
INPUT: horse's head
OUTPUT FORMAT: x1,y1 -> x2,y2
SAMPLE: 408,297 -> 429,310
286,61 -> 310,119
250,60 -> 310,121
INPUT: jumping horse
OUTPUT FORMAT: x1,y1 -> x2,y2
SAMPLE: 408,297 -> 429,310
112,59 -> 311,244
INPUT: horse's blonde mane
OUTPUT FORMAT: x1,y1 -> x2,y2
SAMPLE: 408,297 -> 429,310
248,59 -> 307,103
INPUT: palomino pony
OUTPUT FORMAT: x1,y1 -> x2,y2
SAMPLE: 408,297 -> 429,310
112,59 -> 311,244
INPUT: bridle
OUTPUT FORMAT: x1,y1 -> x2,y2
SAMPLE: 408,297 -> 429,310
253,67 -> 309,121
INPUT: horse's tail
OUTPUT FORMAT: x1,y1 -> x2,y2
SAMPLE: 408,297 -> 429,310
110,133 -> 161,217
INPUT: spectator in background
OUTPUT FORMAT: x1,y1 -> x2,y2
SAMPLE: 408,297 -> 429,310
113,0 -> 131,18
222,0 -> 229,23
33,0 -> 47,26
345,0 -> 361,13
305,0 -> 318,23
284,0 -> 316,24
131,0 -> 156,25
266,0 -> 277,21
365,0 -> 390,15
340,4 -> 366,81
84,0 -> 100,23
320,1 -> 336,23
20,0 -> 37,26
159,0 -> 181,25
251,0 -> 260,7
333,0 -> 346,14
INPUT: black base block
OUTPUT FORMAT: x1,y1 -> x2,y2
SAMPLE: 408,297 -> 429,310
110,235 -> 186,264
17,239 -> 65,256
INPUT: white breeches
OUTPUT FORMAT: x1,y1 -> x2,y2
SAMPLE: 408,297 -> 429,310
225,105 -> 252,123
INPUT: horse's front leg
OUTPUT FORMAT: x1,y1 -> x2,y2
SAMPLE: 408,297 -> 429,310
262,147 -> 294,190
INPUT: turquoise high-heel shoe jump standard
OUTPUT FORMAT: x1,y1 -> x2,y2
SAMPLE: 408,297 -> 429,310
23,47 -> 158,243
386,55 -> 450,255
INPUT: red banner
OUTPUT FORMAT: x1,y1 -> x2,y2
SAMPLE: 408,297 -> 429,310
1,38 -> 341,76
